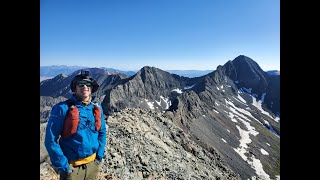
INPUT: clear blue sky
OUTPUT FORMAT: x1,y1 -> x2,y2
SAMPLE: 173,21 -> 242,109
40,0 -> 280,71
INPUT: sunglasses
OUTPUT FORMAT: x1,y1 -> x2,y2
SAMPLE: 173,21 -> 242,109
76,81 -> 92,87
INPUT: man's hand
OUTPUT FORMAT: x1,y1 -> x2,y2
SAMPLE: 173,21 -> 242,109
94,158 -> 102,165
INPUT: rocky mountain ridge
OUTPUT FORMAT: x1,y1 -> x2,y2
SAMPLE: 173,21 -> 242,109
41,108 -> 240,180
40,55 -> 280,180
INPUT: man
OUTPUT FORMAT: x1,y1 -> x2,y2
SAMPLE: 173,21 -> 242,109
45,70 -> 107,180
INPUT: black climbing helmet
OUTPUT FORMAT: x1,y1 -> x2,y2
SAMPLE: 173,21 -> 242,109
70,70 -> 99,93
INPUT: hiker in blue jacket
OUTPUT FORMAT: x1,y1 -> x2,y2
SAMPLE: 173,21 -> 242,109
45,70 -> 107,180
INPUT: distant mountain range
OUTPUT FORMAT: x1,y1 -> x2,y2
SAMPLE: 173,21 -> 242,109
40,65 -> 136,80
40,55 -> 280,179
40,66 -> 213,81
40,65 -> 279,82
266,70 -> 280,75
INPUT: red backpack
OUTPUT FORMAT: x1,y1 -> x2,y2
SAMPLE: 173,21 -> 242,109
62,100 -> 101,138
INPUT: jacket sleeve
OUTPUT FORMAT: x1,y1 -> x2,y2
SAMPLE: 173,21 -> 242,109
44,103 -> 71,173
96,102 -> 107,161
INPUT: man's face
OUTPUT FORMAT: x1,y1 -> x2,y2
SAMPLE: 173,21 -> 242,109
75,80 -> 92,100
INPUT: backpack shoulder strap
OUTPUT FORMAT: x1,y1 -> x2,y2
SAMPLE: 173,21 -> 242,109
62,99 -> 79,138
92,100 -> 102,131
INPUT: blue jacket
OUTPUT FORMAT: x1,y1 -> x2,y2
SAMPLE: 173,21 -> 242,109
44,95 -> 107,173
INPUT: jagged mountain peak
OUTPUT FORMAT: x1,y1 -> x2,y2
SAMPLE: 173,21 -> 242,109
104,66 -> 187,114
233,54 -> 255,63
223,55 -> 268,94
141,65 -> 155,70
204,55 -> 266,87
220,55 -> 280,115
137,66 -> 169,76
231,55 -> 266,74
133,66 -> 182,85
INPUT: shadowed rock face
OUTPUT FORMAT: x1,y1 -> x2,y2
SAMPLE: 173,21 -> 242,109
40,55 -> 280,180
162,59 -> 280,179
223,55 -> 280,115
102,66 -> 189,115
40,96 -> 67,123
224,55 -> 269,92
